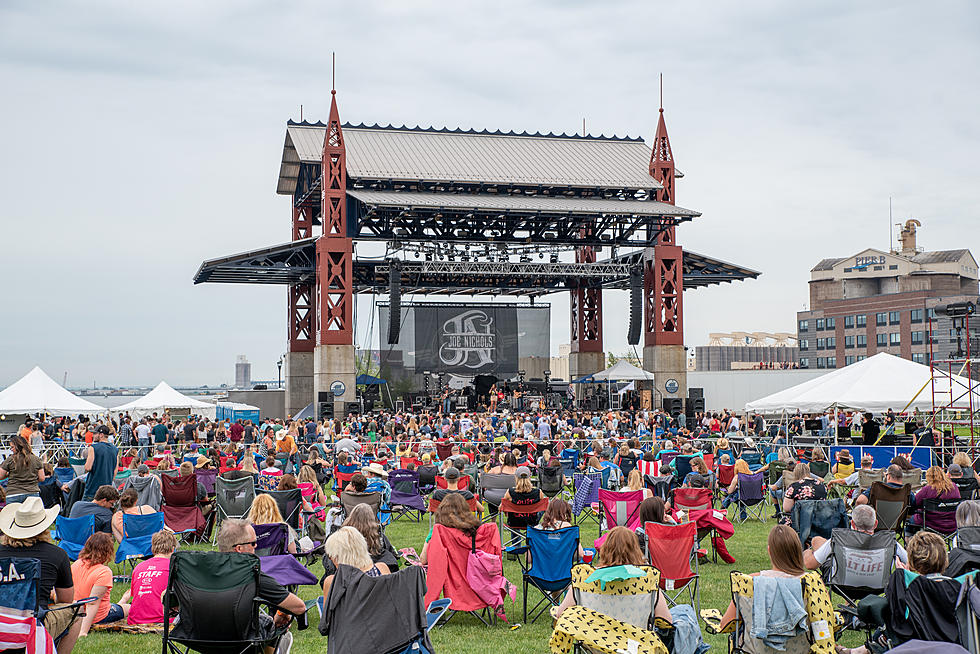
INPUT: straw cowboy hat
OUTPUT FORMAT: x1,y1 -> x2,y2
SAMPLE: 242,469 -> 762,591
0,497 -> 60,539
361,462 -> 388,478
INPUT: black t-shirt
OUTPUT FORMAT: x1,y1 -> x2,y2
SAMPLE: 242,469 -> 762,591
183,423 -> 197,440
505,488 -> 543,528
432,488 -> 475,502
255,571 -> 289,606
0,541 -> 72,609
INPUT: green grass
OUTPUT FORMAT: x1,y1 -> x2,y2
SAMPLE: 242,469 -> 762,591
79,506 -> 865,654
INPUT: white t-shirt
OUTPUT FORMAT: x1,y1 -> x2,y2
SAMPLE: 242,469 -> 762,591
135,424 -> 152,441
812,536 -> 907,566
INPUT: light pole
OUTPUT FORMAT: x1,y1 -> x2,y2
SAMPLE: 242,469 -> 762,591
277,356 -> 284,389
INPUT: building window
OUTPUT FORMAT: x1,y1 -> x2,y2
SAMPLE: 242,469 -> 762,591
910,309 -> 923,323
927,308 -> 936,319
890,332 -> 901,346
876,313 -> 887,326
816,318 -> 825,331
873,266 -> 884,271
856,314 -> 867,327
857,334 -> 867,348
928,330 -> 938,344
857,355 -> 867,362
844,268 -> 852,272
799,319 -> 809,331
845,355 -> 856,366
912,353 -> 926,364
817,357 -> 827,369
889,265 -> 898,270
889,311 -> 901,325
877,333 -> 888,347
844,315 -> 855,329
799,358 -> 809,369
826,317 -> 836,329
827,337 -> 836,348
911,331 -> 924,345
827,356 -> 837,368
799,339 -> 809,350
816,338 -> 826,350
845,335 -> 855,348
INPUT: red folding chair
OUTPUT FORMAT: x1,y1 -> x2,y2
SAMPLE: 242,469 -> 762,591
671,487 -> 716,561
436,476 -> 471,491
644,521 -> 700,614
162,474 -> 206,542
597,489 -> 645,531
333,467 -> 357,493
499,496 -> 550,548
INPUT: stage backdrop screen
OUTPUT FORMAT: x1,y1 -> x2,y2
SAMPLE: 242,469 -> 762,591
379,302 -> 550,378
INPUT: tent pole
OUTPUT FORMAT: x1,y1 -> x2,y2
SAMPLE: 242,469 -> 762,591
833,404 -> 838,446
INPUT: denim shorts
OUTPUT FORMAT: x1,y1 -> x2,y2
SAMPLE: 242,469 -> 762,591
5,493 -> 40,504
97,603 -> 125,624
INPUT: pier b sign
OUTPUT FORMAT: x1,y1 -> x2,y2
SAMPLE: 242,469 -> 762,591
330,380 -> 346,397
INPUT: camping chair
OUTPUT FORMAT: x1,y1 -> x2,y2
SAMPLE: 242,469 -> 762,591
768,460 -> 789,486
0,557 -> 96,649
716,464 -> 736,503
251,523 -> 319,588
559,448 -> 579,478
868,482 -> 911,534
38,476 -> 63,510
901,469 -> 923,491
809,460 -> 831,479
741,451 -> 764,473
571,472 -> 602,526
597,488 -> 644,535
389,469 -> 427,522
115,511 -> 165,570
660,452 -> 679,471
954,476 -> 980,500
637,458 -> 659,479
53,466 -> 76,487
734,471 -> 767,523
825,528 -> 896,609
645,521 -> 701,615
54,514 -> 95,560
858,469 -> 884,490
701,570 -> 837,654
671,487 -> 716,558
645,474 -> 673,501
673,455 -> 696,482
538,465 -> 565,499
549,564 -> 670,654
113,470 -> 133,490
259,488 -> 304,532
435,442 -> 454,461
321,563 -> 435,653
213,475 -> 256,543
162,473 -> 206,543
162,550 -> 307,654
479,473 -> 516,523
500,496 -> 550,549
196,468 -> 218,497
509,525 -> 579,623
332,466 -> 357,494
435,475 -> 471,492
791,499 -> 849,547
69,456 -> 87,478
423,522 -> 503,627
921,497 -> 965,544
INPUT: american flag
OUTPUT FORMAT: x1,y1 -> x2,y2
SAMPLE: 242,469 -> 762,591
0,611 -> 55,654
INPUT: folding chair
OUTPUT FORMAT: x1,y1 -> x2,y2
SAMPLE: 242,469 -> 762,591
388,469 -> 426,522
571,472 -> 602,526
333,466 -> 357,493
251,523 -> 319,588
716,464 -> 735,504
671,487 -> 716,558
645,521 -> 700,615
921,496 -> 965,544
435,475 -> 471,492
858,469 -> 883,490
435,442 -> 454,461
0,557 -> 95,649
162,551 -> 306,654
809,460 -> 830,479
54,514 -> 95,560
69,456 -> 87,478
259,488 -> 304,532
113,470 -> 133,491
868,482 -> 911,534
213,475 -> 256,542
645,474 -> 673,502
162,474 -> 206,543
825,528 -> 896,607
417,465 -> 440,494
423,522 -> 502,627
538,466 -> 565,499
196,468 -> 218,497
767,460 -> 788,485
954,476 -> 980,500
115,511 -> 165,569
500,496 -> 550,549
673,455 -> 695,482
550,563 -> 669,654
733,471 -> 767,523
479,473 -> 516,523
791,499 -> 848,547
511,525 -> 579,623
740,451 -> 763,473
597,489 -> 644,532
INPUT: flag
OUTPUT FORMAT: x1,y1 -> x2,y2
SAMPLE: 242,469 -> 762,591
0,611 -> 55,654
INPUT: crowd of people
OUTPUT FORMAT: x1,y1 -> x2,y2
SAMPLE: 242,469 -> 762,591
0,402 -> 975,653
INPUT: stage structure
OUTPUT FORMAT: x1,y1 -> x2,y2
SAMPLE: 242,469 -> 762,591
194,89 -> 760,418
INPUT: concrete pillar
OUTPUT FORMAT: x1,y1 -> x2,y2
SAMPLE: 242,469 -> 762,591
643,344 -> 688,406
313,344 -> 357,418
569,351 -> 606,400
284,351 -> 314,418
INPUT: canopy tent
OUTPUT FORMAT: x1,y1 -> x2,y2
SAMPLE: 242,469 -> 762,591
570,374 -> 595,384
0,367 -> 105,416
293,402 -> 315,421
355,374 -> 388,385
112,381 -> 215,419
745,352 -> 980,414
591,360 -> 656,382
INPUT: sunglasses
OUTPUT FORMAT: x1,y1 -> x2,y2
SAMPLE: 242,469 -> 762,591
235,540 -> 258,548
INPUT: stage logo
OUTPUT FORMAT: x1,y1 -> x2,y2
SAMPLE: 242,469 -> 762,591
439,310 -> 495,369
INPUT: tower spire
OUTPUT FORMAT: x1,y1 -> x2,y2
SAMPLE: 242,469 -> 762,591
649,77 -> 675,207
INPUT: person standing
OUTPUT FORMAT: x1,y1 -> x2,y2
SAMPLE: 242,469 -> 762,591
83,427 -> 119,501
0,434 -> 45,503
151,418 -> 169,447
117,416 -> 135,448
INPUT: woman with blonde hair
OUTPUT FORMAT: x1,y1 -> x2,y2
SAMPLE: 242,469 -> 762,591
721,458 -> 752,520
954,452 -> 976,480
297,465 -> 327,507
247,493 -> 297,553
911,465 -> 960,533
341,503 -> 398,570
320,526 -> 390,597
625,469 -> 653,499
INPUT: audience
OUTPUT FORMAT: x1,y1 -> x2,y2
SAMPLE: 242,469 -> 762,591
781,462 -> 827,514
500,466 -> 543,529
248,493 -> 297,554
121,530 -> 177,625
69,485 -> 119,534
855,464 -> 906,506
111,488 -> 158,542
72,532 -> 130,635
909,465 -> 960,533
802,504 -> 908,570
320,526 -> 391,598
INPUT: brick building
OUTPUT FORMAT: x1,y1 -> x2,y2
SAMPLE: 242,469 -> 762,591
796,221 -> 979,369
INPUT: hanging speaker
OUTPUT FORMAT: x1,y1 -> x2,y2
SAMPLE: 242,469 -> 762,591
387,262 -> 401,344
627,266 -> 642,345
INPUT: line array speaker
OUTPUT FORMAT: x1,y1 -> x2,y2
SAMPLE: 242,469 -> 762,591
387,262 -> 401,344
627,266 -> 642,345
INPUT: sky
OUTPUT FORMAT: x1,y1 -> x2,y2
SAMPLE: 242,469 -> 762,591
1,1 -> 978,387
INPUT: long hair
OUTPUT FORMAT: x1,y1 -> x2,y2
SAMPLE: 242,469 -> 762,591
627,469 -> 642,491
79,532 -> 115,566
9,434 -> 31,469
297,466 -> 322,494
733,459 -> 751,476
248,493 -> 284,525
598,526 -> 645,567
956,500 -> 980,528
767,525 -> 806,576
953,452 -> 974,471
792,462 -> 811,482
324,526 -> 373,569
343,503 -> 382,555
926,466 -> 954,495
639,497 -> 667,524
514,475 -> 532,493
241,455 -> 258,474
278,474 -> 298,491
435,492 -> 480,535
539,498 -> 572,529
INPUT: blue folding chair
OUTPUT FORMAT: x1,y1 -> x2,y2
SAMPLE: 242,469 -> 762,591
512,526 -> 579,623
54,514 -> 95,560
740,450 -> 763,472
560,449 -> 579,477
673,455 -> 695,482
115,512 -> 165,565
53,467 -> 76,487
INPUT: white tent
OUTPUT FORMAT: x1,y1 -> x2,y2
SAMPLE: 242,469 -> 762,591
745,352 -> 980,413
0,367 -> 105,416
112,381 -> 215,419
592,360 -> 656,381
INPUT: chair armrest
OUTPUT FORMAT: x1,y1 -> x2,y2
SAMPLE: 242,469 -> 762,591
47,596 -> 100,612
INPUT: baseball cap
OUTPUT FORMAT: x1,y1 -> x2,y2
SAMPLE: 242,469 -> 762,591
949,463 -> 964,475
444,467 -> 460,480
515,466 -> 531,479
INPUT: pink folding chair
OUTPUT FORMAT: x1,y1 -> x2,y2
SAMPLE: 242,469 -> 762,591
593,489 -> 645,549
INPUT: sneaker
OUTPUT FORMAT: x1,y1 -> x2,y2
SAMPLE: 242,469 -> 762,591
277,631 -> 293,654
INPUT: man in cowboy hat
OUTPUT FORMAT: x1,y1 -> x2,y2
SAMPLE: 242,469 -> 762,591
0,497 -> 81,653
361,462 -> 391,506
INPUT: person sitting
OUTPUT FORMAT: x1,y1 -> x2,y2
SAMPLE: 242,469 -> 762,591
803,504 -> 908,571
122,463 -> 163,511
320,526 -> 391,597
622,469 -> 653,499
953,452 -> 976,481
713,525 -> 809,629
634,496 -> 677,553
431,466 -> 474,502
361,463 -> 392,506
111,488 -> 158,542
909,465 -> 960,534
419,493 -> 479,565
342,503 -> 398,571
720,458 -> 752,516
72,532 -> 130,634
553,526 -> 673,622
215,519 -> 307,654
689,456 -> 714,489
501,466 -> 544,530
248,493 -> 297,554
832,450 -> 855,480
487,451 -> 518,475
855,464 -> 907,506
781,462 -> 827,515
121,529 -> 176,625
828,455 -> 874,490
70,484 -> 119,534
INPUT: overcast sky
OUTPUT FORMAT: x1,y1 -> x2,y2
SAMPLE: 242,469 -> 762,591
1,1 -> 978,388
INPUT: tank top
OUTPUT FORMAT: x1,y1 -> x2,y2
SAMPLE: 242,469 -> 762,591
834,462 -> 855,479
84,441 -> 119,500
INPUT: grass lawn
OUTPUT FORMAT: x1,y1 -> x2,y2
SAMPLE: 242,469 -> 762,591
77,502 -> 865,654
